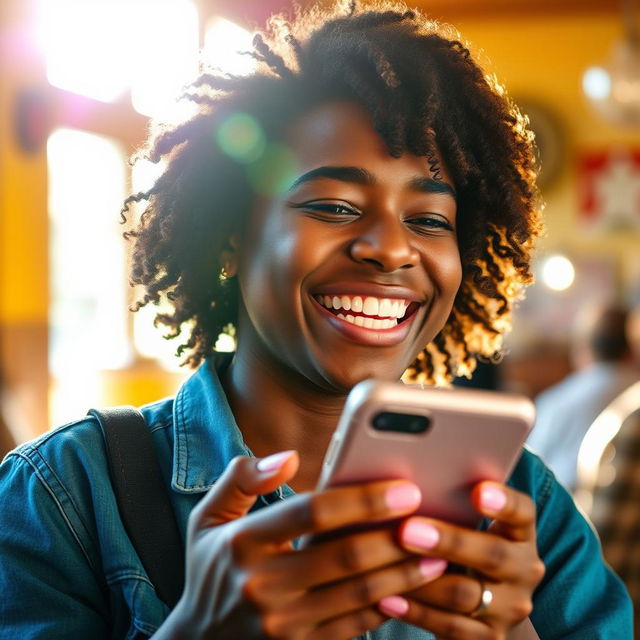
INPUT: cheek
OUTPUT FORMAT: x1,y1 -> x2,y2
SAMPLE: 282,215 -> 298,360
238,213 -> 326,324
429,241 -> 462,299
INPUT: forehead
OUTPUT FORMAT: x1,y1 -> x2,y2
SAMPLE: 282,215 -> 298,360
283,100 -> 453,185
285,101 -> 384,158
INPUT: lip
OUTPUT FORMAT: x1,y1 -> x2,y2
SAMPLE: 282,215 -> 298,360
310,291 -> 424,347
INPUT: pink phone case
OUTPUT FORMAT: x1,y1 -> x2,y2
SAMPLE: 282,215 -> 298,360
317,379 -> 535,528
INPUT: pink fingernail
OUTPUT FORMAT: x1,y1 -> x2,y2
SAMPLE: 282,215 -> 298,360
480,485 -> 507,512
385,484 -> 422,512
402,520 -> 440,549
378,595 -> 409,617
419,557 -> 448,579
256,450 -> 295,473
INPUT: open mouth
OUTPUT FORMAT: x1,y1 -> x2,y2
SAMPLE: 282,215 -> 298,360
313,294 -> 419,330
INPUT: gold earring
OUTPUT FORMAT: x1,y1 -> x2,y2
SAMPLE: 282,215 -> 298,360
219,263 -> 236,281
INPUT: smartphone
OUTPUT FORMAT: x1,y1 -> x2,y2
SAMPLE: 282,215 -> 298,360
317,379 -> 535,528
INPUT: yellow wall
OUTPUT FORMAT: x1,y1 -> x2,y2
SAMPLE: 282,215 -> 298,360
0,0 -> 48,322
456,13 -> 640,260
2,3 -> 639,439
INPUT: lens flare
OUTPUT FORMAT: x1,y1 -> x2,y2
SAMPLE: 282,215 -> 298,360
216,113 -> 266,163
246,144 -> 299,196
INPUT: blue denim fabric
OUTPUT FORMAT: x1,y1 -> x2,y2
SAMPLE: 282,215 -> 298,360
0,358 -> 633,638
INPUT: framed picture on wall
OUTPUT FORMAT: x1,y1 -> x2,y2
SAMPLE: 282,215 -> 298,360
577,147 -> 640,232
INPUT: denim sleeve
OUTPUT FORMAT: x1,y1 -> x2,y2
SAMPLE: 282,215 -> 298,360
517,453 -> 634,638
0,449 -> 110,639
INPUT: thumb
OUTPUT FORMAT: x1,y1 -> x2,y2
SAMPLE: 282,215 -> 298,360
194,450 -> 299,529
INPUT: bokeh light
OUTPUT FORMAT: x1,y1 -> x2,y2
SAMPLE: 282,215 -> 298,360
541,254 -> 576,291
583,66 -> 612,101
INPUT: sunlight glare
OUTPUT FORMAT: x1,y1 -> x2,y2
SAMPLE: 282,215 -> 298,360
204,17 -> 256,76
39,0 -> 131,102
130,1 -> 200,123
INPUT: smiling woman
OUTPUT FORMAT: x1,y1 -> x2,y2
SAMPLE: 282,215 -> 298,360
123,2 -> 541,387
0,1 -> 632,639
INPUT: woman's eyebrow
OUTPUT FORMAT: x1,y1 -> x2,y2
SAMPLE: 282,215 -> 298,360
408,176 -> 457,199
287,165 -> 456,200
288,166 -> 373,191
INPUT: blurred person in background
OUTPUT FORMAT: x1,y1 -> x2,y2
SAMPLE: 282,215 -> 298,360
526,301 -> 639,492
578,304 -> 640,637
628,304 -> 640,366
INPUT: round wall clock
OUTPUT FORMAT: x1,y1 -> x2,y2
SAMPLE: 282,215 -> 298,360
517,98 -> 565,191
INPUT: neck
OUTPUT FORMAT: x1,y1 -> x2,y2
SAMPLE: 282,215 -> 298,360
221,344 -> 347,492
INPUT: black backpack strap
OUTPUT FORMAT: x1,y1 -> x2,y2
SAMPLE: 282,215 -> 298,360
88,406 -> 184,609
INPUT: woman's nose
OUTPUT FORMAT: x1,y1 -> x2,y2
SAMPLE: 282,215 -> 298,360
348,218 -> 420,272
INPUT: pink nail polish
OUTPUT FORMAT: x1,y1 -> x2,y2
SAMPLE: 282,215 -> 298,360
419,557 -> 447,579
379,595 -> 409,617
480,485 -> 507,512
256,450 -> 295,473
385,484 -> 421,512
402,520 -> 440,549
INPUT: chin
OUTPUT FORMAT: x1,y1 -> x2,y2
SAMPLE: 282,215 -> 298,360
319,360 -> 406,393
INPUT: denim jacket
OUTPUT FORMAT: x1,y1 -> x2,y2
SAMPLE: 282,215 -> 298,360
0,358 -> 633,639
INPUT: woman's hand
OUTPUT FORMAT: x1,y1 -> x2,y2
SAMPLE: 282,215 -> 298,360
380,482 -> 545,640
156,451 -> 447,640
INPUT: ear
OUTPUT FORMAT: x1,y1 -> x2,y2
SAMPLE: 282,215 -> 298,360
219,233 -> 240,279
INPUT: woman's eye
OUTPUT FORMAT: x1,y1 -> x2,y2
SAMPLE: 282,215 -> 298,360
407,215 -> 454,232
302,203 -> 360,217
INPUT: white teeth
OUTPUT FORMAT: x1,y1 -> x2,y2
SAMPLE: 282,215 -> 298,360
337,314 -> 399,330
362,296 -> 379,316
378,298 -> 393,317
316,293 -> 411,322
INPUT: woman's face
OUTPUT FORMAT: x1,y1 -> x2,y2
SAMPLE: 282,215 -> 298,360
235,101 -> 461,392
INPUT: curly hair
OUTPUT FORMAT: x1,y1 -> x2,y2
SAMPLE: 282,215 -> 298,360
122,0 -> 543,385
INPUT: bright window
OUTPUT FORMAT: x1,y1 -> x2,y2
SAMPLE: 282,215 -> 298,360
38,0 -> 200,123
38,0 -> 133,102
47,128 -> 130,423
130,1 -> 199,123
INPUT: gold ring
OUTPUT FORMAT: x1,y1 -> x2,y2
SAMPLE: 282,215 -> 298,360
470,581 -> 493,618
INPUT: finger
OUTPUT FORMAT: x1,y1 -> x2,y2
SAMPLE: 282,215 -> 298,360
191,451 -> 299,530
379,597 -> 495,640
408,573 -> 499,616
405,576 -> 534,632
398,517 -> 537,582
307,607 -> 387,640
263,555 -> 447,633
255,526 -> 412,592
470,482 -> 536,542
242,480 -> 422,546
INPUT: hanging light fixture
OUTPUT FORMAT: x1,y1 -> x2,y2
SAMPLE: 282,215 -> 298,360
583,0 -> 640,126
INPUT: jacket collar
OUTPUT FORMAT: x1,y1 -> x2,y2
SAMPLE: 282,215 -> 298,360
171,354 -> 252,493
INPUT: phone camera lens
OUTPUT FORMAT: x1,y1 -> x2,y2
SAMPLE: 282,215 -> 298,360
372,411 -> 430,434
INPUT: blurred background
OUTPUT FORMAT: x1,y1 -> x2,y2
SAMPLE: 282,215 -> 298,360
1,0 -> 640,446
